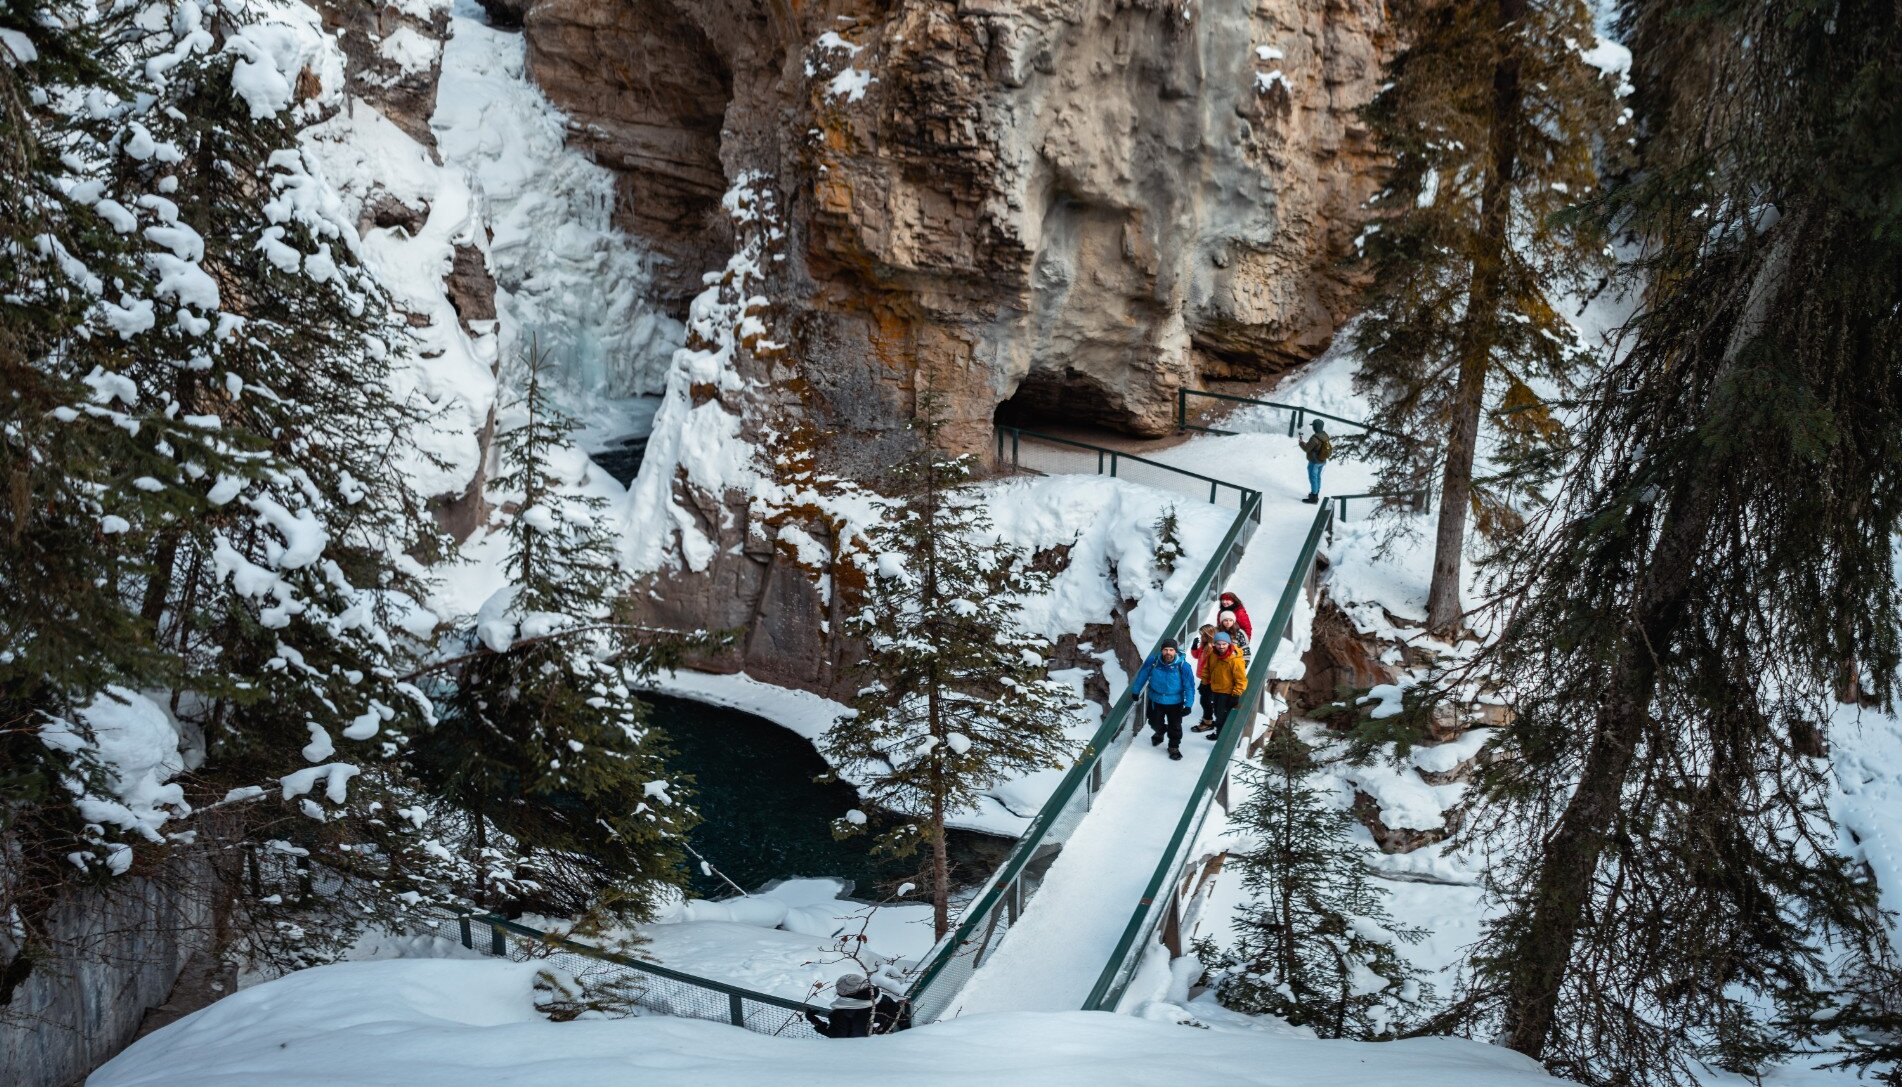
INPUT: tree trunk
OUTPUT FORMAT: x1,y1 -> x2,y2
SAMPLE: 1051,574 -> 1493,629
1424,0 -> 1526,637
930,794 -> 950,938
1426,368 -> 1485,634
921,423 -> 952,939
1498,209 -> 1805,1062
1500,476 -> 1710,1056
138,532 -> 180,634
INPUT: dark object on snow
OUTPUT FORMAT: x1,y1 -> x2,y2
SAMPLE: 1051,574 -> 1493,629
805,974 -> 913,1038
473,0 -> 533,29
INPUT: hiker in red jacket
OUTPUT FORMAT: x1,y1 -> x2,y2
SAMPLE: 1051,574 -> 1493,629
1217,592 -> 1253,640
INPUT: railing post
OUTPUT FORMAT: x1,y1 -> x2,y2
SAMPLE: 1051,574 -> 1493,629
1097,449 -> 1105,474
729,993 -> 745,1027
458,914 -> 472,949
1109,452 -> 1119,479
489,922 -> 505,957
1007,876 -> 1023,924
1177,387 -> 1187,431
1012,429 -> 1021,471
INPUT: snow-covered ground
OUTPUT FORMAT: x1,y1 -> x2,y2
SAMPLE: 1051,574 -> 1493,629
88,957 -> 1570,1087
642,878 -> 937,1001
1831,704 -> 1902,947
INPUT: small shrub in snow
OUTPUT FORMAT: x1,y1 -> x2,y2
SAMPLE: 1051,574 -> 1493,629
1202,728 -> 1428,1038
1151,504 -> 1184,587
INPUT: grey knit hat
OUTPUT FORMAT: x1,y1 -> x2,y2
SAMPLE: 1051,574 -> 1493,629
836,972 -> 870,996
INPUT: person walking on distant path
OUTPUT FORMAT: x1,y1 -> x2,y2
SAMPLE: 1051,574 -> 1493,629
1299,419 -> 1333,504
1202,632 -> 1248,741
1132,637 -> 1196,760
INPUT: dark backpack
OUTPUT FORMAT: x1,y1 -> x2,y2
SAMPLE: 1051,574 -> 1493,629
1310,433 -> 1334,462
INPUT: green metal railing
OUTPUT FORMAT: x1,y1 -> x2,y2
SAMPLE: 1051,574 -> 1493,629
1176,387 -> 1412,443
1082,500 -> 1337,1011
900,435 -> 1266,1022
432,910 -> 830,1036
1331,489 -> 1428,523
995,426 -> 1261,511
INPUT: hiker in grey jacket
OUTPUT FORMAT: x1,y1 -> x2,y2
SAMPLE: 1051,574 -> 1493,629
1299,419 -> 1333,504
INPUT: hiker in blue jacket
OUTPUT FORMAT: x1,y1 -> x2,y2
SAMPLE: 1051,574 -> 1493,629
1132,638 -> 1197,760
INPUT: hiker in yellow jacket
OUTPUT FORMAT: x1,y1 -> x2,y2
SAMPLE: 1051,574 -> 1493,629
1201,631 -> 1248,741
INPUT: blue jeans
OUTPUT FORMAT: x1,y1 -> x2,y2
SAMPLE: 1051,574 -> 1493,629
1307,461 -> 1324,495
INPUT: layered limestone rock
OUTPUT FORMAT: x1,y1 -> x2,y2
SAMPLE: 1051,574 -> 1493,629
502,0 -> 1392,691
518,0 -> 1391,446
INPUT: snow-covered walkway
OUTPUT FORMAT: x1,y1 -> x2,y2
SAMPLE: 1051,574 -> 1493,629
948,429 -> 1374,1013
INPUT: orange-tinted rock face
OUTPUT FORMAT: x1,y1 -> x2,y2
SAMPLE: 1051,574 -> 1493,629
506,0 -> 1393,693
516,0 -> 1392,454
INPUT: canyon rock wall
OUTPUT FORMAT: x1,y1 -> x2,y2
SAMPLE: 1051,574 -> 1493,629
512,0 -> 1393,691
521,0 -> 1390,446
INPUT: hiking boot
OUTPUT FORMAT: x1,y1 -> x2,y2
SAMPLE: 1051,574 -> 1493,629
1302,494 -> 1320,504
1191,721 -> 1214,733
1150,732 -> 1164,747
1205,730 -> 1219,740
1169,749 -> 1183,761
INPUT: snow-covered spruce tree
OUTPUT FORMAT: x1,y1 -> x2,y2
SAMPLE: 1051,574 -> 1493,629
1450,0 -> 1902,1081
1203,728 -> 1426,1038
8,0 -> 468,973
408,344 -> 696,920
823,396 -> 1083,937
1353,0 -> 1627,635
0,3 -> 210,1003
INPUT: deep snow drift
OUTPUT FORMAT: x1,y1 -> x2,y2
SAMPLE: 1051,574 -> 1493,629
88,958 -> 1564,1087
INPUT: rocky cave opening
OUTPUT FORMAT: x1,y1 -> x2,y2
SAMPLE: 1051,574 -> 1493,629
991,367 -> 1153,440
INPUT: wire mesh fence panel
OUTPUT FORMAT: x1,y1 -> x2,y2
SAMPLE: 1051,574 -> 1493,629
1332,491 -> 1426,523
1009,436 -> 1108,478
1181,391 -> 1305,437
1180,390 -> 1397,442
